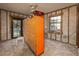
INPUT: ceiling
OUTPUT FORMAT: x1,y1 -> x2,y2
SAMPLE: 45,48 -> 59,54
0,3 -> 76,15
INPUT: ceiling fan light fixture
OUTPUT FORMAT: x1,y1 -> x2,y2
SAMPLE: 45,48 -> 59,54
26,5 -> 44,20
30,5 -> 38,9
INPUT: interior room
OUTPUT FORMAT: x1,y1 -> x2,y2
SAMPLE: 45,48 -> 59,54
0,3 -> 79,56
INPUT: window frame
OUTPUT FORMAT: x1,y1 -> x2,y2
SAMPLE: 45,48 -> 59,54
49,14 -> 62,34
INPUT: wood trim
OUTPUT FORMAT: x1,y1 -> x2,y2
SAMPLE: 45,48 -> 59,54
43,14 -> 45,50
21,19 -> 23,36
11,16 -> 23,39
49,11 -> 63,40
68,8 -> 70,43
0,8 -> 27,16
0,10 -> 1,41
46,4 -> 77,45
60,10 -> 63,41
48,14 -> 50,32
55,11 -> 57,40
10,13 -> 13,39
76,4 -> 79,48
8,12 -> 11,40
46,14 -> 48,33
49,13 -> 52,32
50,13 -> 53,40
45,4 -> 78,46
45,4 -> 77,14
49,13 -> 63,17
48,14 -> 51,39
49,12 -> 63,33
6,12 -> 8,40
10,13 -> 25,20
76,4 -> 78,47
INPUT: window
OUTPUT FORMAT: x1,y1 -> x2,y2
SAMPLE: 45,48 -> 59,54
13,19 -> 21,38
50,15 -> 61,33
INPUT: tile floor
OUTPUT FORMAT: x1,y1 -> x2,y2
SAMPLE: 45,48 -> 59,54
0,37 -> 78,56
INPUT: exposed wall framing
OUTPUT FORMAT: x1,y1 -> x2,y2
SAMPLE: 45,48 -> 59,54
6,12 -> 8,40
77,4 -> 79,47
0,9 -> 27,41
68,8 -> 70,43
0,8 -> 27,16
60,10 -> 63,41
0,10 -> 1,40
45,4 -> 77,45
46,4 -> 77,14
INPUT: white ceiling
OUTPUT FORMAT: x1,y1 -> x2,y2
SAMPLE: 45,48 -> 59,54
0,3 -> 76,14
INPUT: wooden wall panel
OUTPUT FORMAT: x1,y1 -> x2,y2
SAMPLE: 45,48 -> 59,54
7,12 -> 11,39
77,4 -> 79,47
44,4 -> 77,45
61,9 -> 68,43
69,6 -> 77,45
56,11 -> 61,41
1,10 -> 7,41
0,10 -> 1,40
0,9 -> 26,41
44,14 -> 48,33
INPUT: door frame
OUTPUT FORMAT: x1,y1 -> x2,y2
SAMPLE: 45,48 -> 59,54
11,16 -> 23,39
76,4 -> 79,48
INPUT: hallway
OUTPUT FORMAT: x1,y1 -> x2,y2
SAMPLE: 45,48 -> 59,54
0,37 -> 78,56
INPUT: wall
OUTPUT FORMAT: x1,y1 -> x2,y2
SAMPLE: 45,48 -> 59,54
44,5 -> 77,45
1,10 -> 7,41
0,10 -> 26,41
0,11 -> 1,40
69,6 -> 77,45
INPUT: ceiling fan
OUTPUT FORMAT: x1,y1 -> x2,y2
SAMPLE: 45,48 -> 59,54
26,5 -> 44,19
30,5 -> 38,12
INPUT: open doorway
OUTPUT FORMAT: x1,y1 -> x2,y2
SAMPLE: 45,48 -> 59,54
11,17 -> 23,39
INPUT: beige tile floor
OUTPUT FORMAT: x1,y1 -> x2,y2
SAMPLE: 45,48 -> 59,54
0,37 -> 78,56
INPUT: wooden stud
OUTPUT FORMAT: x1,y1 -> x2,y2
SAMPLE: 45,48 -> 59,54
60,10 -> 63,42
46,14 -> 49,39
0,8 -> 27,16
6,11 -> 8,40
76,4 -> 79,47
11,16 -> 23,39
50,13 -> 53,40
68,8 -> 70,43
55,11 -> 57,40
45,4 -> 77,14
0,10 -> 1,40
48,14 -> 51,39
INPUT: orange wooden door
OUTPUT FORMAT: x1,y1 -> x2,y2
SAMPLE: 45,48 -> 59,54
23,15 -> 44,56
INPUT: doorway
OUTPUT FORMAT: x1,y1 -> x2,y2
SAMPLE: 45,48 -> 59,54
11,18 -> 23,39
